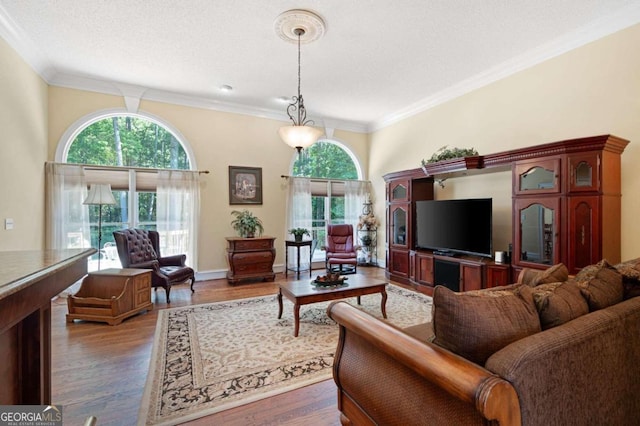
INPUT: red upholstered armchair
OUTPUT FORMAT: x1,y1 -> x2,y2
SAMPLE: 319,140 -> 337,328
324,224 -> 359,274
113,229 -> 194,303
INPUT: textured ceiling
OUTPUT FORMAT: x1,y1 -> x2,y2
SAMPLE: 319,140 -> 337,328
1,0 -> 639,132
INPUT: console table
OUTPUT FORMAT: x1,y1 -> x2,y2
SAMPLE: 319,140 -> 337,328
0,248 -> 95,405
285,239 -> 313,279
226,237 -> 276,284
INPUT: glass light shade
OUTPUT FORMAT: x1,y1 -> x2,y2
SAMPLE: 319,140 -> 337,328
83,183 -> 117,205
278,125 -> 323,150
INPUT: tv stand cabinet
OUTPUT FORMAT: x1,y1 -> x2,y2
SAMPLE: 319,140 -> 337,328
411,250 -> 508,295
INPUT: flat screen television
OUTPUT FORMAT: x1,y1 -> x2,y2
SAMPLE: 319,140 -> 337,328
415,198 -> 492,258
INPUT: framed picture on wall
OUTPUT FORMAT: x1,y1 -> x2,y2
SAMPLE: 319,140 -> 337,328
229,166 -> 263,205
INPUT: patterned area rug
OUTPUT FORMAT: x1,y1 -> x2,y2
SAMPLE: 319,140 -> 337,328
138,284 -> 432,425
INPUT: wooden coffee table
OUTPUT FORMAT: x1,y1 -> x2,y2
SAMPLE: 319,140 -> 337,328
277,275 -> 387,336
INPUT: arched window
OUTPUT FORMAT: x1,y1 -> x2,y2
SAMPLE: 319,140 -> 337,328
292,140 -> 359,179
67,115 -> 191,169
53,112 -> 198,272
290,140 -> 368,262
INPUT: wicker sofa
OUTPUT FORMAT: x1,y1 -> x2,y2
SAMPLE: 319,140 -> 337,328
327,259 -> 640,425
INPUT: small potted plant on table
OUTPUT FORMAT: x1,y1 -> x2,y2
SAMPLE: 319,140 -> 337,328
231,210 -> 264,238
288,227 -> 310,242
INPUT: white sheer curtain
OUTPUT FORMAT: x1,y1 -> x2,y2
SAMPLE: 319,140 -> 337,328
45,162 -> 91,250
157,170 -> 200,271
45,162 -> 90,296
285,177 -> 312,269
345,180 -> 370,229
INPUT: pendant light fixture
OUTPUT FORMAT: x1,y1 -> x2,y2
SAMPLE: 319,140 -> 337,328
275,10 -> 326,154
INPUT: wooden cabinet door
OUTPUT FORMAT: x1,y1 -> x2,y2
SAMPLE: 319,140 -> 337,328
389,179 -> 410,202
389,203 -> 409,248
486,264 -> 510,288
513,158 -> 561,195
514,197 -> 562,268
389,247 -> 409,278
568,196 -> 600,274
460,262 -> 482,291
414,251 -> 434,286
568,152 -> 600,193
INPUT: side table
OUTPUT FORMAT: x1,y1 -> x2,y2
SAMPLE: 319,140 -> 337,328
285,240 -> 313,279
67,268 -> 153,325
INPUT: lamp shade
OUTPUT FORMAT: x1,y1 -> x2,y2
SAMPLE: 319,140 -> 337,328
83,183 -> 117,205
278,125 -> 323,150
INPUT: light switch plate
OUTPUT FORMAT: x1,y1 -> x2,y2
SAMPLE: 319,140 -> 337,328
5,218 -> 14,230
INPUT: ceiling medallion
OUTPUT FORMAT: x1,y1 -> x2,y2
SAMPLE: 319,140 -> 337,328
274,9 -> 326,44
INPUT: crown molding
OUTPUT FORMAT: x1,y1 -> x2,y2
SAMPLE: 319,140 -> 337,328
0,3 -> 56,81
48,72 -> 369,134
369,3 -> 640,132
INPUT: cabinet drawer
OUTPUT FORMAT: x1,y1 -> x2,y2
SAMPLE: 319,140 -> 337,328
234,240 -> 273,250
234,262 -> 273,273
232,252 -> 274,264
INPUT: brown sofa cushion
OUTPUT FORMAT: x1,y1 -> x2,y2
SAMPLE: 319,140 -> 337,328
614,258 -> 640,299
432,284 -> 541,365
517,263 -> 569,287
530,281 -> 589,329
573,259 -> 623,311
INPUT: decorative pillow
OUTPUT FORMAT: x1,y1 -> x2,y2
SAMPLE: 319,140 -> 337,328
573,259 -> 624,311
614,258 -> 640,299
517,268 -> 541,286
432,284 -> 541,365
530,281 -> 589,329
517,263 -> 569,287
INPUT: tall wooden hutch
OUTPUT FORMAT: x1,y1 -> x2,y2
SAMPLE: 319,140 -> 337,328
384,134 -> 628,295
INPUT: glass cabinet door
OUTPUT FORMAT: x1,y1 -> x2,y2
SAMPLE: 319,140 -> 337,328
515,197 -> 561,266
389,180 -> 409,202
568,152 -> 599,192
513,158 -> 560,195
390,205 -> 407,247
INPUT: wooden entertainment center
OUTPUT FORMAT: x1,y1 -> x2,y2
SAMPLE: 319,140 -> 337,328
384,134 -> 628,295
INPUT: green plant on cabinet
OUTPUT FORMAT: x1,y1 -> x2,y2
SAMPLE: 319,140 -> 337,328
231,210 -> 264,238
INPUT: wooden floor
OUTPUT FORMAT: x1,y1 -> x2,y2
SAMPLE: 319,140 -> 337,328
51,266 -> 391,426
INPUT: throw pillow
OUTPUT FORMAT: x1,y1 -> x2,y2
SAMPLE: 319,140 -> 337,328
517,263 -> 569,287
432,284 -> 541,365
614,258 -> 640,299
573,259 -> 624,311
517,268 -> 541,286
530,281 -> 589,329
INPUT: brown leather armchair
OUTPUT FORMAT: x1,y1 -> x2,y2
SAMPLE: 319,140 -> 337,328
113,228 -> 195,303
324,224 -> 359,274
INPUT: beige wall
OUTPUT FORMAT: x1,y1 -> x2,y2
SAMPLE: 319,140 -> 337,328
3,22 -> 639,267
47,88 -> 368,273
0,38 -> 48,250
370,23 -> 640,260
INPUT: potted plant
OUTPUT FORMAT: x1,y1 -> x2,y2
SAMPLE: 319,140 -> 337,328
288,227 -> 310,242
360,235 -> 373,247
230,210 -> 264,238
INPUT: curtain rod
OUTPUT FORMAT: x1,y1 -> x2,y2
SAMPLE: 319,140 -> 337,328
47,161 -> 209,174
280,175 -> 369,183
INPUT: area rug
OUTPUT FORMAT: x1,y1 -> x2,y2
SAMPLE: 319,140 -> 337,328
138,284 -> 432,425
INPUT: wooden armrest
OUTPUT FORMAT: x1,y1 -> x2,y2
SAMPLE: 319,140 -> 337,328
327,301 -> 521,426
